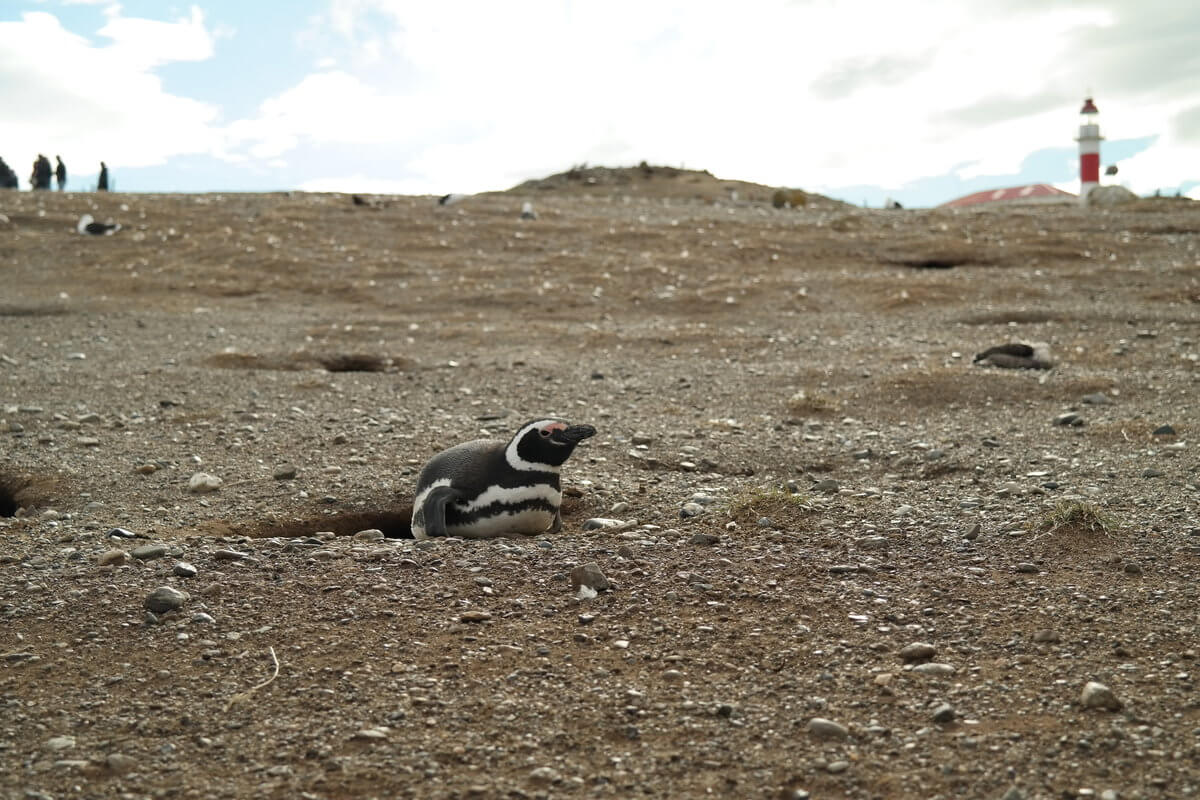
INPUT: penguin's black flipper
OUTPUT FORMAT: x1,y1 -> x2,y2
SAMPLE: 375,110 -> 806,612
417,485 -> 463,538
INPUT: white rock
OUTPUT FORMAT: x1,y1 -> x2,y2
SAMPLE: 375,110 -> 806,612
187,472 -> 223,493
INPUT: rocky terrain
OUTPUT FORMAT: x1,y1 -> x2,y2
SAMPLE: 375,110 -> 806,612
1,171 -> 1198,800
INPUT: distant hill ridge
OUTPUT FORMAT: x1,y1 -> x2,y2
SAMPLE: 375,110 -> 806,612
507,163 -> 849,208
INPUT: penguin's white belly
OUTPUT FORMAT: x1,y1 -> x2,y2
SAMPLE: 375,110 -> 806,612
447,506 -> 555,538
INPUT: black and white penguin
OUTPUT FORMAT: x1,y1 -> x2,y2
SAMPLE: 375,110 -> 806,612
411,418 -> 595,540
973,342 -> 1053,370
76,214 -> 120,236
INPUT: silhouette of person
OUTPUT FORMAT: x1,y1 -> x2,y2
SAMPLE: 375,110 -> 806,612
0,157 -> 18,189
55,156 -> 67,191
98,161 -> 109,191
31,154 -> 53,190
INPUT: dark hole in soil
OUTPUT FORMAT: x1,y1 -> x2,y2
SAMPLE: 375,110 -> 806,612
0,482 -> 17,517
893,258 -> 969,269
0,473 -> 55,517
317,354 -> 391,373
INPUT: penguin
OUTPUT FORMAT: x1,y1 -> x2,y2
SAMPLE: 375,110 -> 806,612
520,201 -> 537,220
973,342 -> 1053,370
76,214 -> 121,236
411,418 -> 595,540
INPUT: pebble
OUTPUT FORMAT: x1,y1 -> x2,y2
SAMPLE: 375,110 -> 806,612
1152,424 -> 1176,436
135,463 -> 158,475
582,518 -> 624,530
964,523 -> 981,540
569,563 -> 611,591
1081,681 -> 1123,711
459,611 -> 492,623
353,529 -> 384,542
1123,561 -> 1143,575
273,464 -> 298,480
173,562 -> 198,578
689,533 -> 720,546
1141,468 -> 1164,478
680,502 -> 705,518
144,586 -> 190,614
131,544 -> 167,561
107,527 -> 137,539
98,549 -> 130,566
813,479 -> 840,493
899,642 -> 936,662
213,549 -> 249,561
187,472 -> 223,493
1015,562 -> 1039,573
804,717 -> 848,739
931,703 -> 956,723
826,761 -> 850,774
44,735 -> 75,751
190,612 -> 215,624
911,663 -> 955,675
1054,412 -> 1084,427
1081,393 -> 1113,405
857,536 -> 889,550
106,753 -> 137,773
1032,629 -> 1061,643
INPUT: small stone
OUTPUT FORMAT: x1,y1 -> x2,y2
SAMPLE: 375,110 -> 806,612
1152,424 -> 1176,436
1123,561 -> 1143,575
582,518 -> 624,530
680,502 -> 705,518
173,562 -> 197,578
187,472 -> 223,493
826,761 -> 850,774
857,536 -> 889,550
1141,468 -> 1164,478
144,586 -> 190,614
190,612 -> 215,624
569,563 -> 611,591
44,735 -> 75,751
272,464 -> 298,480
353,528 -> 384,542
529,766 -> 561,784
964,523 -> 981,540
107,527 -> 137,539
135,463 -> 158,475
1001,788 -> 1027,800
1031,629 -> 1061,643
899,642 -> 936,662
351,727 -> 390,740
1081,393 -> 1113,405
813,478 -> 840,493
911,663 -> 956,675
689,533 -> 720,546
98,549 -> 130,566
459,610 -> 492,623
931,703 -> 956,723
131,544 -> 167,561
106,753 -> 137,773
1015,562 -> 1039,573
804,717 -> 848,739
1054,412 -> 1084,427
1081,681 -> 1122,711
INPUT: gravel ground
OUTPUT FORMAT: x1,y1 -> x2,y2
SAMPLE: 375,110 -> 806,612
1,174 -> 1199,800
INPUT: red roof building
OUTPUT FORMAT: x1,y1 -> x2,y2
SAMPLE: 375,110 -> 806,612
939,183 -> 1077,208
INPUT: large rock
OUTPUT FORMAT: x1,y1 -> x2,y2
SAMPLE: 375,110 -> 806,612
1087,185 -> 1138,206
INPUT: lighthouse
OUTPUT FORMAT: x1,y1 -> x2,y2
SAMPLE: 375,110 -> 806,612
1076,96 -> 1103,205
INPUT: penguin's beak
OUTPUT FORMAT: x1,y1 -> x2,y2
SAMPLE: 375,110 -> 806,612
554,424 -> 596,444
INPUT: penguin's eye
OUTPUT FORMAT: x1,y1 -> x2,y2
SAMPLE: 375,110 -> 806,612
539,429 -> 551,437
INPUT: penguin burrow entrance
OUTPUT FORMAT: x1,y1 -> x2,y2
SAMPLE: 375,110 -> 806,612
0,472 -> 57,517
200,496 -> 592,540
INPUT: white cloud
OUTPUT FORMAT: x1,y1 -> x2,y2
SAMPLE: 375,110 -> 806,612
0,9 -> 220,174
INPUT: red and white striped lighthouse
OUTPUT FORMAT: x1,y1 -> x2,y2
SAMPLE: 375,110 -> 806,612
1076,96 -> 1103,205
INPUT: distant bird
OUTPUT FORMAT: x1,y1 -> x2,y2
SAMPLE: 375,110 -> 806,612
76,214 -> 121,236
520,201 -> 537,220
973,342 -> 1053,370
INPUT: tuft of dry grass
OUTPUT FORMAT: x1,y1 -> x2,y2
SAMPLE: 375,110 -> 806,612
1031,500 -> 1119,537
785,389 -> 839,417
725,486 -> 817,524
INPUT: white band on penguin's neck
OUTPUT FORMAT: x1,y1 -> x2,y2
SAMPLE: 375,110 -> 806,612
505,419 -> 565,472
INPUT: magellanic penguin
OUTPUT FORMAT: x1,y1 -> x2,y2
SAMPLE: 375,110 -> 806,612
973,342 -> 1053,370
411,418 -> 596,540
76,214 -> 121,236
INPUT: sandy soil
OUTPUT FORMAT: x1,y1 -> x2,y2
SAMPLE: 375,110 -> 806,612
1,170 -> 1199,800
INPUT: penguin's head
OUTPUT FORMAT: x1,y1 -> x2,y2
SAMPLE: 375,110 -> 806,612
507,418 -> 596,470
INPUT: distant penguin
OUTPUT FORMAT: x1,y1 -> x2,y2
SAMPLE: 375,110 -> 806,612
973,342 -> 1053,370
76,214 -> 121,236
438,193 -> 465,206
520,201 -> 537,220
411,418 -> 596,540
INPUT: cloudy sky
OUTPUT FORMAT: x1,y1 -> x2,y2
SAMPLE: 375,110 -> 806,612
1,0 -> 1197,206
